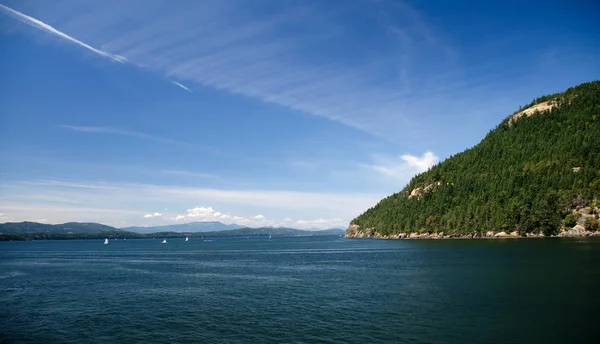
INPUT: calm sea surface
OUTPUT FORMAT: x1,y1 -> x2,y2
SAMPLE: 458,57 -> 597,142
1,236 -> 599,343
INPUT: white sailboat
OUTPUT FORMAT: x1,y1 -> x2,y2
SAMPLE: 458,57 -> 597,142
269,234 -> 272,239
185,237 -> 189,242
104,238 -> 109,245
161,239 -> 167,244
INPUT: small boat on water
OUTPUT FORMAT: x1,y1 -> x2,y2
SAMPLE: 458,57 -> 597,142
269,234 -> 272,239
104,238 -> 109,245
161,239 -> 167,244
185,237 -> 189,242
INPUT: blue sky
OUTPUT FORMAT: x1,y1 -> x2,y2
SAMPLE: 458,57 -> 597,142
1,0 -> 599,228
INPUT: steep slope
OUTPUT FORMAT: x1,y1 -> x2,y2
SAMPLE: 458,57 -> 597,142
348,81 -> 600,238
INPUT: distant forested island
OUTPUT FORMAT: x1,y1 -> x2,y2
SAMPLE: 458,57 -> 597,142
0,221 -> 345,241
347,81 -> 600,239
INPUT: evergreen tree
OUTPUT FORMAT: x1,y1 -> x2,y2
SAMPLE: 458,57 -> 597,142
351,81 -> 600,236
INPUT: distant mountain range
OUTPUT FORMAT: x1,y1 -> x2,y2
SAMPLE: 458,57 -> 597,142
0,221 -> 346,240
0,221 -> 124,234
122,221 -> 244,234
150,226 -> 346,238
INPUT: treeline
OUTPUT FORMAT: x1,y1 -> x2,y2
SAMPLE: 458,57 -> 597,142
0,227 -> 345,241
352,81 -> 600,236
0,231 -> 145,241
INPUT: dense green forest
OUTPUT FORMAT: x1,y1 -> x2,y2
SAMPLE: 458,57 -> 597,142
351,81 -> 600,237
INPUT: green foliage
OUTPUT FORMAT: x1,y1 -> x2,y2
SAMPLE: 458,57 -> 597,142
564,214 -> 577,228
584,217 -> 599,232
352,81 -> 600,236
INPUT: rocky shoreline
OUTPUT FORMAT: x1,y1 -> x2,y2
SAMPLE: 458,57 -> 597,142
344,224 -> 600,240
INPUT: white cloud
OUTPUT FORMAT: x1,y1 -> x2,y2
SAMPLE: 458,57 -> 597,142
0,179 -> 384,228
144,212 -> 162,218
172,207 -> 226,221
166,205 -> 345,229
401,151 -> 439,172
172,81 -> 192,92
0,4 -> 126,63
367,151 -> 439,181
186,207 -> 215,217
170,208 -> 269,227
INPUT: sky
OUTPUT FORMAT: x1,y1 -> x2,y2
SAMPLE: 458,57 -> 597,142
0,0 -> 599,229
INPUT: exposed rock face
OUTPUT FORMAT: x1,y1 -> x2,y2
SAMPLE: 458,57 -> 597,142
345,224 -> 375,238
509,99 -> 558,126
345,225 -> 599,240
526,232 -> 545,238
558,226 -> 600,237
408,181 -> 442,199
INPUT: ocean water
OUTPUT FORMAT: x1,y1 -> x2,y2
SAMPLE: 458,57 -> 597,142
1,236 -> 599,343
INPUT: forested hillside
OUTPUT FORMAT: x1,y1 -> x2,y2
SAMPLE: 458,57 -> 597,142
350,81 -> 600,237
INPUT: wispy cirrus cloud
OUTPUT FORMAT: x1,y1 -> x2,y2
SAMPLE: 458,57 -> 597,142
161,169 -> 215,179
59,125 -> 183,145
172,81 -> 192,93
58,125 -> 234,158
0,4 -> 127,63
0,178 -> 384,227
0,0 -> 458,139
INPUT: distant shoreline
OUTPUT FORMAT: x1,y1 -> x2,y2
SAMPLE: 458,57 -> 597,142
0,233 -> 343,242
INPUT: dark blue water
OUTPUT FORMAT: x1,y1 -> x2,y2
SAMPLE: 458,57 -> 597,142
1,236 -> 599,343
